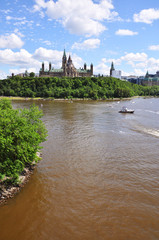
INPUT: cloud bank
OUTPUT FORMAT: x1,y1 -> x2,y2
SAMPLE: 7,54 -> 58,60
149,45 -> 159,51
0,33 -> 24,49
72,39 -> 100,50
115,29 -> 138,36
33,0 -> 120,36
133,8 -> 159,24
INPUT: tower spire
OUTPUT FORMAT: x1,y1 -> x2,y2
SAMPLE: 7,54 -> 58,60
111,62 -> 115,71
62,49 -> 67,70
145,70 -> 149,78
63,49 -> 66,58
110,62 -> 115,76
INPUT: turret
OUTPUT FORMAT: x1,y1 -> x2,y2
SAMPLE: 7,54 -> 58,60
42,62 -> 44,72
68,55 -> 72,64
90,63 -> 93,75
84,63 -> 87,70
49,62 -> 51,71
145,71 -> 149,78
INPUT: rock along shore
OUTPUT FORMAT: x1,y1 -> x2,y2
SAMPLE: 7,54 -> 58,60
0,153 -> 41,206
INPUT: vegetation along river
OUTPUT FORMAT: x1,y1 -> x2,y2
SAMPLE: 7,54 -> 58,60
0,97 -> 159,240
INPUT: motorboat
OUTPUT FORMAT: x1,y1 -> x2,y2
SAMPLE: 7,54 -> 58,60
119,106 -> 134,113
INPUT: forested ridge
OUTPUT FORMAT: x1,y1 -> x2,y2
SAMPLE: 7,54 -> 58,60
0,76 -> 159,99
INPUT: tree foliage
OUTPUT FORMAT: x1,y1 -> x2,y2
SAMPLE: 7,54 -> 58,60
0,76 -> 159,99
0,99 -> 47,183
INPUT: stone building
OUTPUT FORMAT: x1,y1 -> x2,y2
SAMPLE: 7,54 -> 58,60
141,71 -> 159,86
39,50 -> 93,78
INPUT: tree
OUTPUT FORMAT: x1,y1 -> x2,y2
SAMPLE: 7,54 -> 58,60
29,72 -> 35,78
0,99 -> 47,183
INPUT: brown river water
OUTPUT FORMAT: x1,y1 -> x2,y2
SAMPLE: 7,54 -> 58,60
0,97 -> 159,240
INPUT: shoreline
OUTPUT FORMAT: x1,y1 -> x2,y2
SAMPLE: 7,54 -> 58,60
0,153 -> 41,206
0,96 -> 141,102
0,165 -> 35,206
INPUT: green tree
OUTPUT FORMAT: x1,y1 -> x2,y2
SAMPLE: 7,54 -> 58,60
29,72 -> 35,78
0,99 -> 47,183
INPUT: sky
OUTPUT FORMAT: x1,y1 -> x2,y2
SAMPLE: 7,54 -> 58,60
0,0 -> 159,79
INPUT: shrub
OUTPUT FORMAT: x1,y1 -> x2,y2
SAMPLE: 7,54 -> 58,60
0,99 -> 47,183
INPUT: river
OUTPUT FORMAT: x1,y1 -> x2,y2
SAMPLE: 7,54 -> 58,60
0,97 -> 159,240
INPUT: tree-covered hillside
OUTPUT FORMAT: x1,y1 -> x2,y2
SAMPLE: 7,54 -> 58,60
0,76 -> 159,99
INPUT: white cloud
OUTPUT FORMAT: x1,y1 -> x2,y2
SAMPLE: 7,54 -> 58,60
33,0 -> 46,11
133,8 -> 159,24
13,20 -> 34,27
94,62 -> 110,75
33,47 -> 62,62
72,38 -> 100,50
0,48 -> 83,75
0,49 -> 40,68
6,15 -> 34,27
94,51 -> 159,76
115,29 -> 138,36
14,29 -> 25,37
149,45 -> 159,51
39,11 -> 45,18
33,47 -> 83,68
122,69 -> 145,77
120,52 -> 148,62
0,33 -> 24,49
119,52 -> 159,75
0,70 -> 7,80
6,16 -> 26,21
33,0 -> 120,36
9,68 -> 38,75
43,40 -> 51,46
63,17 -> 106,37
133,69 -> 146,76
0,9 -> 12,14
70,53 -> 83,68
0,47 -> 85,78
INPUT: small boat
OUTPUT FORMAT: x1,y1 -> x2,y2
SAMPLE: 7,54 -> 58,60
119,106 -> 134,113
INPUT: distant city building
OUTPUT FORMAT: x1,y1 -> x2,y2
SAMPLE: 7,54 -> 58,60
142,71 -> 159,86
39,50 -> 93,78
126,76 -> 143,85
110,62 -> 121,79
8,71 -> 38,79
7,73 -> 25,79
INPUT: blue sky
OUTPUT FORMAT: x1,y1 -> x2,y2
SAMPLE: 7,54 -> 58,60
0,0 -> 159,79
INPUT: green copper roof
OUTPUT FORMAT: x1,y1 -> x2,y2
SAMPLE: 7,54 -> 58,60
144,77 -> 159,81
77,69 -> 90,73
52,69 -> 63,72
63,49 -> 66,57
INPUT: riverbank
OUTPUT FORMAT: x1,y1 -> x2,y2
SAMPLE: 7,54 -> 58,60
0,153 -> 41,206
0,96 -> 140,102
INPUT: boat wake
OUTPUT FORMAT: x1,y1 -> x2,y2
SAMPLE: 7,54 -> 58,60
145,110 -> 159,115
143,128 -> 159,138
133,125 -> 159,138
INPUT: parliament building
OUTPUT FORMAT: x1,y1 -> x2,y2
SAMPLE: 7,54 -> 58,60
39,50 -> 93,78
